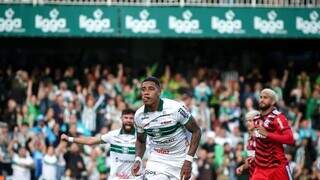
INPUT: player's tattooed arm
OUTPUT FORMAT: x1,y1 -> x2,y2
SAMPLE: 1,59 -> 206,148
184,117 -> 201,157
181,117 -> 201,180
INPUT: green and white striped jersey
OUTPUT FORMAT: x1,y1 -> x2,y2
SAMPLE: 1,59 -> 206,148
134,98 -> 192,167
100,128 -> 136,180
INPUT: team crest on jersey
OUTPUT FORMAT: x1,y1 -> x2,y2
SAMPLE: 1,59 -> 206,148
122,147 -> 129,153
263,119 -> 271,128
152,128 -> 161,137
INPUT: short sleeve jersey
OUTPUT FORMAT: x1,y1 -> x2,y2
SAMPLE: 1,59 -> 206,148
101,129 -> 136,179
134,98 -> 192,167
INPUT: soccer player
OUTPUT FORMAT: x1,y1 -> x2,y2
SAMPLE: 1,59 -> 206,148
61,109 -> 141,180
131,77 -> 201,180
236,110 -> 259,179
252,88 -> 294,180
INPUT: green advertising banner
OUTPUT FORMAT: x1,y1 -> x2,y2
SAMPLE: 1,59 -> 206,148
0,4 -> 319,38
119,7 -> 320,38
0,5 -> 118,37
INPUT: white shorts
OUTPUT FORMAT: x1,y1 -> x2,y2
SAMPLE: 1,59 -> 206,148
144,160 -> 181,180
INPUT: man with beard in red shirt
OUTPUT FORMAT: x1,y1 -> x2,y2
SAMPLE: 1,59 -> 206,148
252,88 -> 294,180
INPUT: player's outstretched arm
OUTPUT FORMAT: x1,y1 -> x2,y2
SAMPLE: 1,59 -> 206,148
60,133 -> 102,145
181,117 -> 201,180
132,132 -> 146,176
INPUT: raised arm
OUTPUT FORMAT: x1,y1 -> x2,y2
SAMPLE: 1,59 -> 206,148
61,134 -> 102,145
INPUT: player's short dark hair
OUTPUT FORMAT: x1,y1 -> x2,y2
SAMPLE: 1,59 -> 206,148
122,109 -> 135,116
142,76 -> 161,88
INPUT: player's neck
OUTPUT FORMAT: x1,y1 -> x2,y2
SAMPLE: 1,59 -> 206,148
147,98 -> 160,112
260,106 -> 274,116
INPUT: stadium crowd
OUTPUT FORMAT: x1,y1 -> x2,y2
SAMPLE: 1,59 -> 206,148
0,61 -> 320,180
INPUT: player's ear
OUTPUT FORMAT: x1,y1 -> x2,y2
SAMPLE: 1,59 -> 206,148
157,87 -> 161,96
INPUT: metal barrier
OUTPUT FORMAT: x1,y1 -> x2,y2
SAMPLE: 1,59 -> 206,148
1,0 -> 320,7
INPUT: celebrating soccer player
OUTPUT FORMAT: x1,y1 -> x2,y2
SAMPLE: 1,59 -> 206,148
131,77 -> 201,180
251,88 -> 294,180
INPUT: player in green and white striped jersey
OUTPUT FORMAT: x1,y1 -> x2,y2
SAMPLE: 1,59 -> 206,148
61,109 -> 142,180
131,77 -> 201,180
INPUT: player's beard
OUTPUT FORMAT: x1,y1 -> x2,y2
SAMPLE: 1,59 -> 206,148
259,102 -> 271,111
123,123 -> 134,133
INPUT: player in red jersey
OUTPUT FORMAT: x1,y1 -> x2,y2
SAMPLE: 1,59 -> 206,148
236,110 -> 259,179
251,88 -> 294,180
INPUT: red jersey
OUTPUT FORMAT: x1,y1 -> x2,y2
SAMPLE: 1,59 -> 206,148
253,108 -> 292,168
246,136 -> 256,178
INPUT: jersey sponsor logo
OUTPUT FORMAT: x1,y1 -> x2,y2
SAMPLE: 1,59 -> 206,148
145,170 -> 156,175
178,108 -> 189,119
153,137 -> 175,144
161,120 -> 172,125
141,116 -> 149,120
115,157 -> 134,163
154,148 -> 170,154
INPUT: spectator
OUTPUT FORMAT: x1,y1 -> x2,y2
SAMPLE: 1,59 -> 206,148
11,146 -> 34,180
40,146 -> 57,180
64,143 -> 86,179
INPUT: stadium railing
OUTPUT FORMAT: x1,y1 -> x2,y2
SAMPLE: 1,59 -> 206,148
0,0 -> 319,8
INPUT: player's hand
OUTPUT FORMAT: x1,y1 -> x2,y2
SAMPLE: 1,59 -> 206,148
180,160 -> 192,180
236,165 -> 244,175
246,157 -> 254,164
257,126 -> 268,137
131,159 -> 142,176
60,134 -> 69,141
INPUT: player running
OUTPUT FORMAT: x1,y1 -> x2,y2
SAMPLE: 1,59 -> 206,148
131,77 -> 201,180
252,88 -> 294,180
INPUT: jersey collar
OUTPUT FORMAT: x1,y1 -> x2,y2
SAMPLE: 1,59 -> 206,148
261,107 -> 277,118
144,98 -> 163,113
